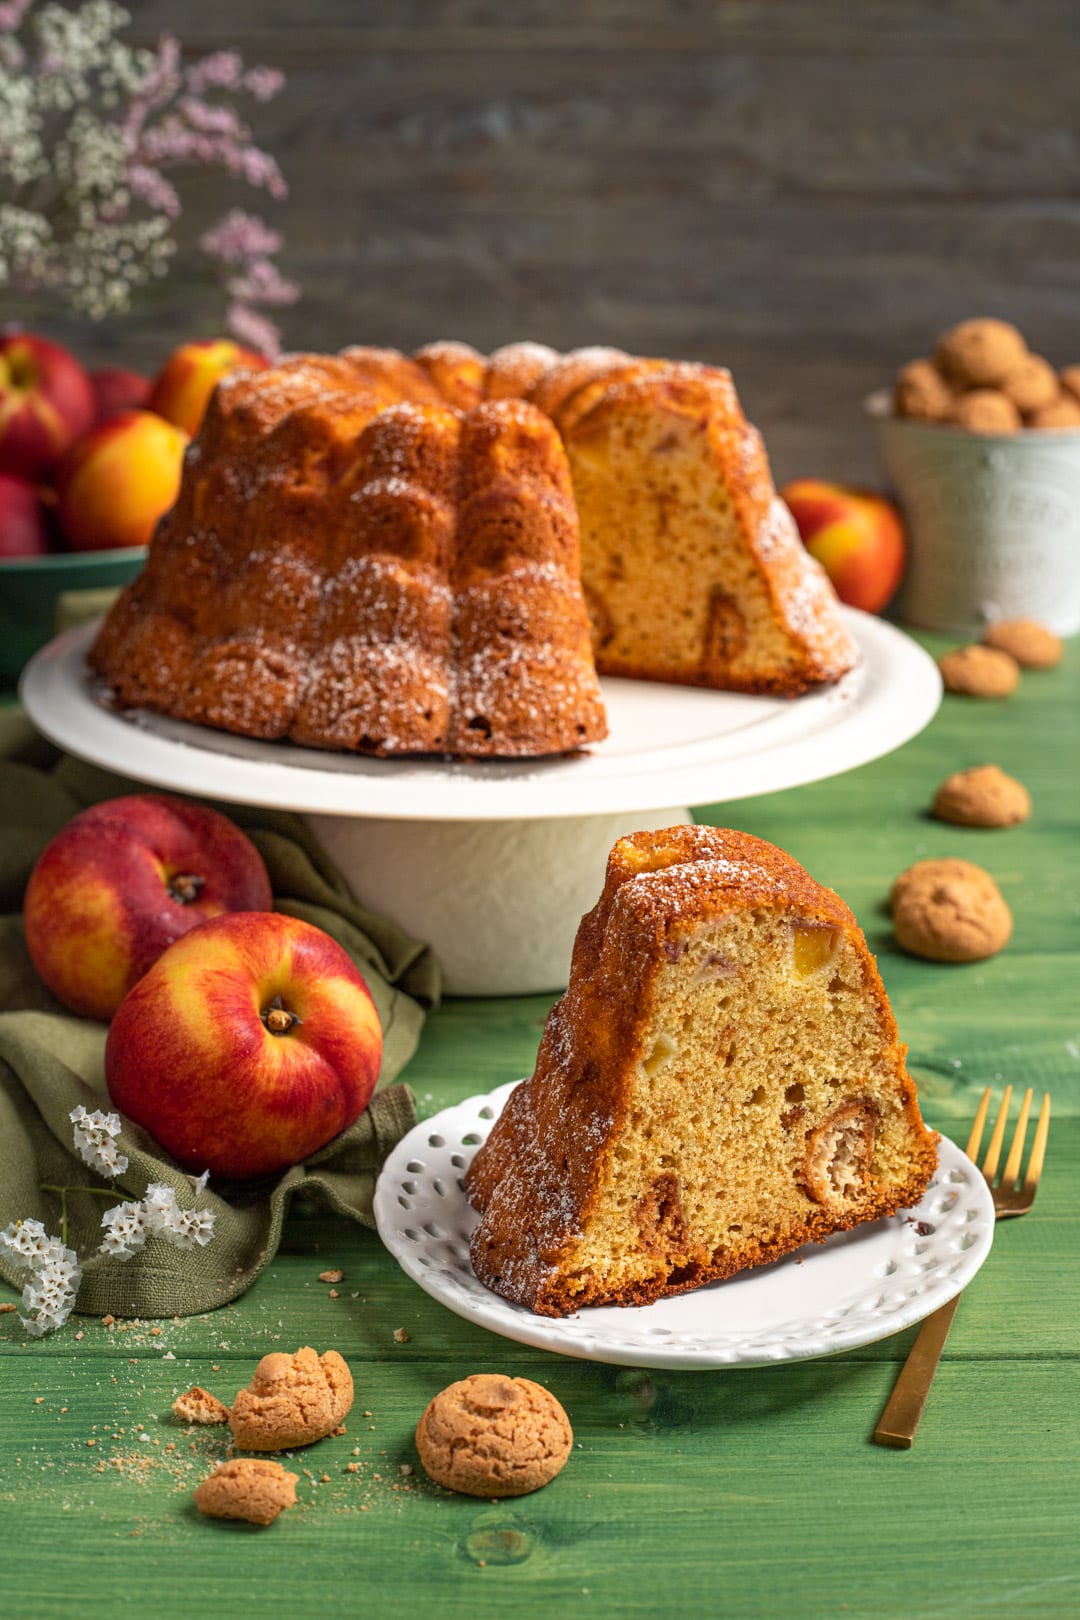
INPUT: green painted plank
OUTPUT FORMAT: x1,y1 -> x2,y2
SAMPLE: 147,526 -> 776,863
2,1353 -> 1079,1620
0,634 -> 1075,1618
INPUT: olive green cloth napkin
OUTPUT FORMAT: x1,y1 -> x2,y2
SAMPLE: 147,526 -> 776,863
0,715 -> 440,1318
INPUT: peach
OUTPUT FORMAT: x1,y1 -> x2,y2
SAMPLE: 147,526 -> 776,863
89,366 -> 152,425
148,339 -> 268,439
0,473 -> 51,558
105,913 -> 383,1179
0,332 -> 95,480
780,479 -> 907,614
24,794 -> 272,1022
55,409 -> 188,551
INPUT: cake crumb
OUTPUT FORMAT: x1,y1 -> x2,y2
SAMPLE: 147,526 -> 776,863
0,1303 -> 16,1314
318,1270 -> 343,1284
393,1328 -> 410,1344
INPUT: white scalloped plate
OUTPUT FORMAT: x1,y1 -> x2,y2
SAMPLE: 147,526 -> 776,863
374,1082 -> 996,1369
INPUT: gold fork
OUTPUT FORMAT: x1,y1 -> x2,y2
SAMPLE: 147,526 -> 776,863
873,1085 -> 1051,1449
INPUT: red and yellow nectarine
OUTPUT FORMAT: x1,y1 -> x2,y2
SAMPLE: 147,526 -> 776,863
781,479 -> 907,615
0,473 -> 51,558
105,912 -> 383,1180
55,408 -> 188,551
89,366 -> 152,425
148,338 -> 267,439
24,794 -> 272,1021
0,332 -> 95,480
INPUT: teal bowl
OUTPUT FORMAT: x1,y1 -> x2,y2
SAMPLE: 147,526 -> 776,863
0,546 -> 145,684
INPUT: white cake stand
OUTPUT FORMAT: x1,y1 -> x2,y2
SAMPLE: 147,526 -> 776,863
20,612 -> 940,995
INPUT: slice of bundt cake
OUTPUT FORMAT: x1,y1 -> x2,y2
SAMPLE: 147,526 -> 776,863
467,825 -> 939,1315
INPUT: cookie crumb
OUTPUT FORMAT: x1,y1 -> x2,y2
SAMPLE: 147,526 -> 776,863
102,1315 -> 115,1327
415,1374 -> 573,1498
393,1328 -> 410,1344
327,1290 -> 339,1299
194,1458 -> 298,1526
982,618 -> 1062,669
938,644 -> 1020,698
932,764 -> 1031,828
891,858 -> 1012,962
173,1387 -> 231,1426
0,1303 -> 16,1314
318,1270 -> 343,1284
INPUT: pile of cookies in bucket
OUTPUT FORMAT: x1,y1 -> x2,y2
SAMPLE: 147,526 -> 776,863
894,317 -> 1080,432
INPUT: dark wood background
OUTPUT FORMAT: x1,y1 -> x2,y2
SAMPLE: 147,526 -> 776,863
51,0 -> 1080,484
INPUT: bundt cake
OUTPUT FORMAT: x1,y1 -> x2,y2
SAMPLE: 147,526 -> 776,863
90,344 -> 859,758
466,825 -> 939,1315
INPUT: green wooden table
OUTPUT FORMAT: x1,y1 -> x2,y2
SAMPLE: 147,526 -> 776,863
2,633 -> 1077,1620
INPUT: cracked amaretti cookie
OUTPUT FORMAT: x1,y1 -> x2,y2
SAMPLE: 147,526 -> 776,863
229,1348 -> 353,1451
466,825 -> 939,1317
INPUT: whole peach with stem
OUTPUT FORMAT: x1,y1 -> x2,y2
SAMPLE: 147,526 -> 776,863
106,912 -> 383,1180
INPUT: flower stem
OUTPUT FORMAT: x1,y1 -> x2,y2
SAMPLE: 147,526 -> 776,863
39,1183 -> 119,1247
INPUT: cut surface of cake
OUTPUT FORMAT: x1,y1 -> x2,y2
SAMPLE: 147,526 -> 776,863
90,343 -> 859,759
466,825 -> 938,1315
564,365 -> 857,693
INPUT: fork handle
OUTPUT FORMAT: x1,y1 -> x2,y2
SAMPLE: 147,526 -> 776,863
873,1293 -> 962,1448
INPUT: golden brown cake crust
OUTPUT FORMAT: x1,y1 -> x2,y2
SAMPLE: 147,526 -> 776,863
467,826 -> 938,1316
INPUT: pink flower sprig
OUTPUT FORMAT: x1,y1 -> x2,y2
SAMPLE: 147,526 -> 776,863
0,1 -> 298,354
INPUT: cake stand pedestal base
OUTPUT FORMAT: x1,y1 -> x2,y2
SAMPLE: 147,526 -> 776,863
307,806 -> 693,997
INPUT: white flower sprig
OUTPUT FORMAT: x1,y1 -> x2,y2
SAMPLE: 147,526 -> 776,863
0,1219 -> 82,1336
1,1109 -> 216,1337
69,1104 -> 128,1178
